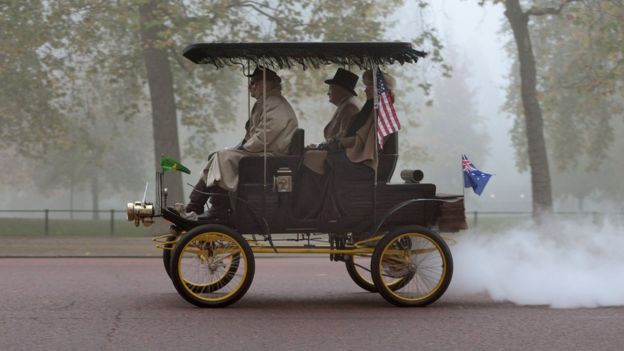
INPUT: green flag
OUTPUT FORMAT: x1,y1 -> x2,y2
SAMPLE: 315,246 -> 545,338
160,155 -> 191,174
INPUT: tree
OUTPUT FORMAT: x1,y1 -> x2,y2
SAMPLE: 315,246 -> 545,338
3,1 -> 447,213
503,1 -> 624,208
0,1 -> 67,158
138,1 -> 185,203
46,0 -> 411,204
488,0 -> 582,221
32,64 -> 151,218
503,0 -> 552,220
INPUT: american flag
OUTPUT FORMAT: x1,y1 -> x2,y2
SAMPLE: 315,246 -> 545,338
375,69 -> 400,149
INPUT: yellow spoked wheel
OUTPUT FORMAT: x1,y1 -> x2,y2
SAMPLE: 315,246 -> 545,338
170,224 -> 254,308
345,254 -> 410,293
345,254 -> 377,292
371,226 -> 453,307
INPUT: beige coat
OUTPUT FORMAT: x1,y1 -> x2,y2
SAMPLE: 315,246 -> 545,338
202,88 -> 298,191
303,108 -> 377,174
304,96 -> 360,173
323,96 -> 360,142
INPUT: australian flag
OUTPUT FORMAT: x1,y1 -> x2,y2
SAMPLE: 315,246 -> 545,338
462,154 -> 492,196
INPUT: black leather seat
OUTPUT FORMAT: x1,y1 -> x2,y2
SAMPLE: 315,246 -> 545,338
238,128 -> 304,184
377,133 -> 398,183
288,128 -> 305,155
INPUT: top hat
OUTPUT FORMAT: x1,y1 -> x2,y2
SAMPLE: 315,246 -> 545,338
246,66 -> 281,83
325,68 -> 358,96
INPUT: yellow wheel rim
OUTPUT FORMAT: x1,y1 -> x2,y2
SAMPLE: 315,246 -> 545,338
378,233 -> 447,302
177,232 -> 248,302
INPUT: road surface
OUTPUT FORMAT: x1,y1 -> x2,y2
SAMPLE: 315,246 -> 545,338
1,257 -> 622,350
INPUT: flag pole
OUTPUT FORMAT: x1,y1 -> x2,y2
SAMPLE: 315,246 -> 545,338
372,65 -> 380,188
372,64 -> 379,227
461,155 -> 465,198
262,66 -> 267,190
247,59 -> 251,143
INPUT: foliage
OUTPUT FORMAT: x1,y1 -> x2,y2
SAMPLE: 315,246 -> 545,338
1,0 -> 450,208
0,0 -> 67,158
552,116 -> 624,207
503,1 -> 624,202
505,1 -> 624,172
46,0 -> 445,161
31,67 -> 151,203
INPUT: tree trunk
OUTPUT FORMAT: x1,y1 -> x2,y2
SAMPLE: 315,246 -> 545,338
504,0 -> 553,222
138,1 -> 184,205
91,175 -> 100,220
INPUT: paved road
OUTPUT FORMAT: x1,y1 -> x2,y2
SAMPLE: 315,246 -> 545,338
1,257 -> 622,351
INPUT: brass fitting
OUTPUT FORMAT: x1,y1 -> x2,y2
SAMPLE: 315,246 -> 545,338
126,201 -> 155,227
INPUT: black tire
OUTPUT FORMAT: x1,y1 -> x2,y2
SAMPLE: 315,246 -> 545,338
162,234 -> 176,278
170,224 -> 254,308
345,255 -> 414,293
345,256 -> 377,292
371,225 -> 453,307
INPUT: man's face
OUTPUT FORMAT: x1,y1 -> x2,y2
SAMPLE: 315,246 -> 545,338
327,84 -> 348,106
248,78 -> 265,99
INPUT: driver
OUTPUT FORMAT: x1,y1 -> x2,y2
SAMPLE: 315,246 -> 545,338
184,67 -> 298,219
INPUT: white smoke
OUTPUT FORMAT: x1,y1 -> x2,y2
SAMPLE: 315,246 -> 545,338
448,217 -> 624,308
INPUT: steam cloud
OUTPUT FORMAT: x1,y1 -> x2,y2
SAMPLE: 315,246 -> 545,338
448,218 -> 624,308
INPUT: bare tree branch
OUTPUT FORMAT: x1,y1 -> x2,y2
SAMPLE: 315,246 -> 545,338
169,46 -> 193,74
234,2 -> 301,32
171,0 -> 302,33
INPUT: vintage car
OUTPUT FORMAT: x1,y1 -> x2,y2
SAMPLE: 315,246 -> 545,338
127,42 -> 467,308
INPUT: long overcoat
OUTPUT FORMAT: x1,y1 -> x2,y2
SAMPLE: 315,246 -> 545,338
202,88 -> 298,191
303,103 -> 376,175
323,95 -> 360,142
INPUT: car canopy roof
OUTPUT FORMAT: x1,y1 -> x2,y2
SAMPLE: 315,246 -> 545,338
182,42 -> 426,69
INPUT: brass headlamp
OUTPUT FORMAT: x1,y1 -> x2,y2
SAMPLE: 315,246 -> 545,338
127,201 -> 155,227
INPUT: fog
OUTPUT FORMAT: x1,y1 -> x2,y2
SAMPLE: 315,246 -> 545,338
2,1 -> 623,310
185,1 -> 530,212
449,217 -> 624,308
1,1 -> 621,214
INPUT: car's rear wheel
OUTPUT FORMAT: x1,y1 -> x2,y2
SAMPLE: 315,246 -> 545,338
371,226 -> 453,307
345,254 -> 377,292
346,253 -> 415,293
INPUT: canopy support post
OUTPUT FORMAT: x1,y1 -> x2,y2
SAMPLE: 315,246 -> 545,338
246,59 -> 251,146
371,62 -> 380,230
262,66 -> 267,190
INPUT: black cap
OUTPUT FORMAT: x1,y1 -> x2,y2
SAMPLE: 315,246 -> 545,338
246,66 -> 281,83
324,68 -> 358,96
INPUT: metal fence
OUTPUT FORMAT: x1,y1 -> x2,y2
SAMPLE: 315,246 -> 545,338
0,209 -> 130,236
1,209 -> 622,237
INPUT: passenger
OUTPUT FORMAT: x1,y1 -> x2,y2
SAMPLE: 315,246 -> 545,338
303,69 -> 395,175
297,69 -> 395,226
184,67 -> 298,219
306,68 -> 360,149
